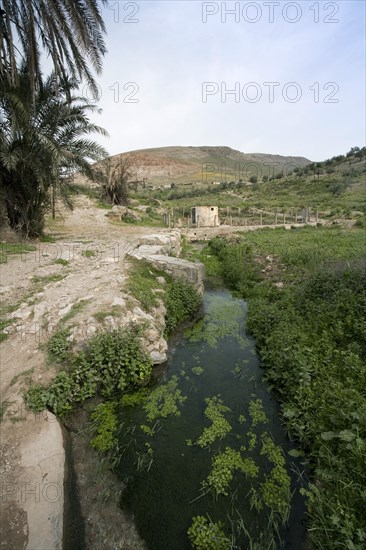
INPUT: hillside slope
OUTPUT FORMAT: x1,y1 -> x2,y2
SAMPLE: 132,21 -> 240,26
107,146 -> 311,185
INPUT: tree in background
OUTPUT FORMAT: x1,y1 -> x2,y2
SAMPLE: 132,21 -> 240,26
0,66 -> 107,237
98,154 -> 137,206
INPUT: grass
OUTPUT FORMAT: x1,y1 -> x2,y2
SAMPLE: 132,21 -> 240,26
53,258 -> 69,266
59,299 -> 90,324
32,273 -> 66,285
96,200 -> 113,210
39,234 -> 57,243
82,249 -> 97,258
238,225 -> 366,271
133,155 -> 366,222
109,215 -> 165,228
93,307 -> 124,322
0,318 -> 13,342
126,257 -> 165,311
0,271 -> 59,339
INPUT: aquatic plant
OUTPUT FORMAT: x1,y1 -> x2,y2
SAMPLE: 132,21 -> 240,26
192,366 -> 204,376
248,399 -> 269,427
203,447 -> 259,497
187,516 -> 231,550
143,376 -> 187,421
90,402 -> 118,453
195,396 -> 232,448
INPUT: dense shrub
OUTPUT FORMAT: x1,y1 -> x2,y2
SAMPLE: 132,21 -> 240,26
25,326 -> 152,416
165,278 -> 202,335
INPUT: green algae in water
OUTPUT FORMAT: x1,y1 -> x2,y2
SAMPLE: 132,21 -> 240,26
143,375 -> 187,422
184,294 -> 249,349
195,396 -> 232,448
116,290 -> 306,549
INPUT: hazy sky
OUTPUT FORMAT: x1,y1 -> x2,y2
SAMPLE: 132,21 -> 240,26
81,1 -> 365,161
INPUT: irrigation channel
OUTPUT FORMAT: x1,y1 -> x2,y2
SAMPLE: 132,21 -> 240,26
116,284 -> 308,549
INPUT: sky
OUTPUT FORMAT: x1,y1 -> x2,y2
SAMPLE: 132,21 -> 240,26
79,0 -> 365,161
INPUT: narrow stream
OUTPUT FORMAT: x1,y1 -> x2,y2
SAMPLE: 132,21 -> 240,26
116,287 -> 307,549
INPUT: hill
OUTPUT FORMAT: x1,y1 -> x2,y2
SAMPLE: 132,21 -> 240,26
132,146 -> 366,224
107,146 -> 311,186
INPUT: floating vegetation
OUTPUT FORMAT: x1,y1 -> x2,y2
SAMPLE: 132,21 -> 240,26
187,516 -> 231,550
185,294 -> 249,349
114,291 -> 301,549
195,396 -> 232,448
120,388 -> 150,407
203,447 -> 259,497
143,376 -> 187,421
237,431 -> 292,524
231,358 -> 250,379
191,366 -> 204,376
248,398 -> 269,426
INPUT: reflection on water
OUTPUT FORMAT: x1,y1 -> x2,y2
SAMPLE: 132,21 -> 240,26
116,290 -> 307,549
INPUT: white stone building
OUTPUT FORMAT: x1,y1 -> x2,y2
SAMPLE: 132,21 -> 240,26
190,206 -> 219,227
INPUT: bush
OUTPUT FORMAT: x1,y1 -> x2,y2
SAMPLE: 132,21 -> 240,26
25,327 -> 152,415
165,278 -> 202,335
86,327 -> 152,396
47,328 -> 72,362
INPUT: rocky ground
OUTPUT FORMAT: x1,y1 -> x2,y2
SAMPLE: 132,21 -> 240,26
0,197 -> 185,549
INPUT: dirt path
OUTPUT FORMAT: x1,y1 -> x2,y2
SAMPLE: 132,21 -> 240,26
0,198 -> 169,549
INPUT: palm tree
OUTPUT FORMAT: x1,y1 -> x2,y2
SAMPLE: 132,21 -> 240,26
0,0 -> 107,96
0,65 -> 108,236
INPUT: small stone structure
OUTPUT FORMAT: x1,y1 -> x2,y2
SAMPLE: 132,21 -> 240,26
191,206 -> 219,227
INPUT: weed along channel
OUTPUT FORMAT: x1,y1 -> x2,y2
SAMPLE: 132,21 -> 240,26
113,288 -> 307,548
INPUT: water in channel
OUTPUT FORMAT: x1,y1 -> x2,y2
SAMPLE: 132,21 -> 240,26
116,287 -> 307,549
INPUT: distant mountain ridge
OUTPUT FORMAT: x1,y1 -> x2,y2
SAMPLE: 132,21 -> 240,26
109,145 -> 311,185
